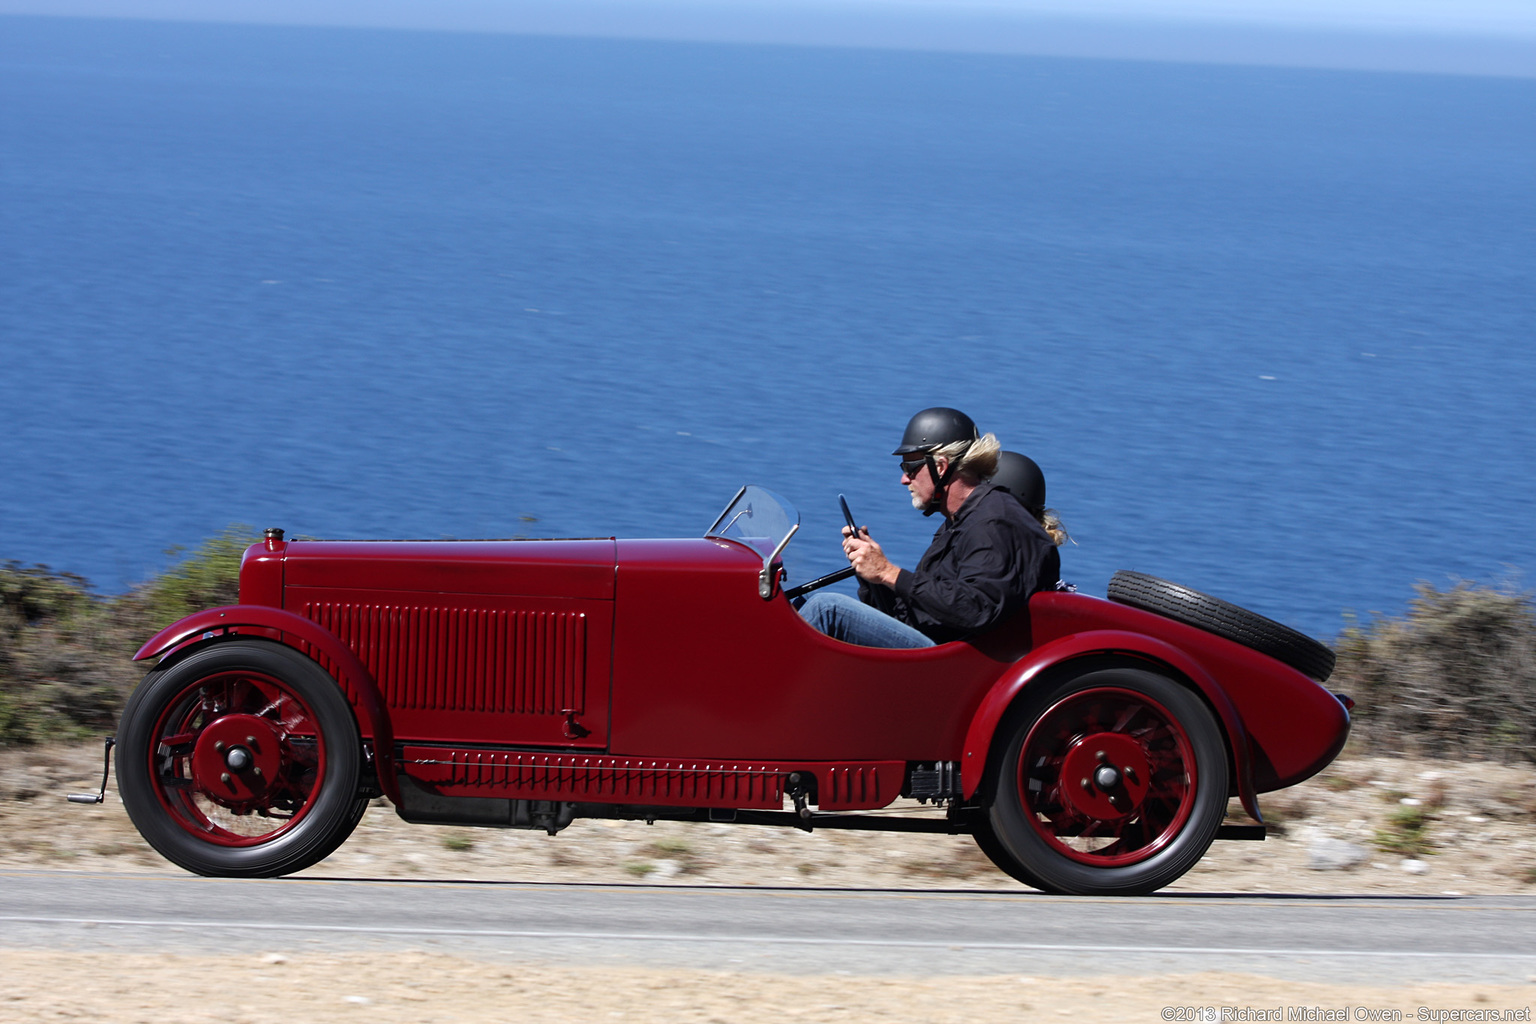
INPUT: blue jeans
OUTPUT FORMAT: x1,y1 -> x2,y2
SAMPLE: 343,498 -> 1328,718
798,592 -> 936,649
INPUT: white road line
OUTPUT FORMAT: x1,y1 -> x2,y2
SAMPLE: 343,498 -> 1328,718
0,916 -> 1531,960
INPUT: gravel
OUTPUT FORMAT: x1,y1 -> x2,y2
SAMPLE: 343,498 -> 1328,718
3,743 -> 1534,894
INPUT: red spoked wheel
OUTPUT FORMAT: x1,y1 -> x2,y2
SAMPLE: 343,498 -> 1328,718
988,666 -> 1227,896
1020,687 -> 1196,866
117,641 -> 365,877
150,670 -> 327,845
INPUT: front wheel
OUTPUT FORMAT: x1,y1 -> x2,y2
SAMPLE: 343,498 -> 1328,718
116,640 -> 364,877
988,666 -> 1228,896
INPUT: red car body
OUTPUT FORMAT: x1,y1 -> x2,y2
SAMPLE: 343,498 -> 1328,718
119,490 -> 1350,895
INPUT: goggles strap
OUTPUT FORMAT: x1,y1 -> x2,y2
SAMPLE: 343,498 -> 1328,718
921,453 -> 945,517
921,441 -> 972,518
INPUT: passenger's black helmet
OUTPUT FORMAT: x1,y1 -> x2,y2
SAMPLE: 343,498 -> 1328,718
991,450 -> 1046,518
892,407 -> 978,456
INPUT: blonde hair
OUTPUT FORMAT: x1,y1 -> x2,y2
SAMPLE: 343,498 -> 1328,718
1039,509 -> 1072,547
930,432 -> 1000,483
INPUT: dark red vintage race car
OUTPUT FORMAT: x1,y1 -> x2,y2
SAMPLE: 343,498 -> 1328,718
107,486 -> 1350,896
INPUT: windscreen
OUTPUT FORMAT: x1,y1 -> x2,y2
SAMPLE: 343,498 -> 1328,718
705,485 -> 798,562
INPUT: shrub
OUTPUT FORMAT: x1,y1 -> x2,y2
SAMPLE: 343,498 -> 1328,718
0,527 -> 255,748
1373,805 -> 1434,857
1332,581 -> 1536,763
441,833 -> 475,852
132,527 -> 250,629
0,563 -> 120,746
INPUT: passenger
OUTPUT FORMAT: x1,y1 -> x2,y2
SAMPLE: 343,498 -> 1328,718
799,409 -> 1060,648
990,449 -> 1071,549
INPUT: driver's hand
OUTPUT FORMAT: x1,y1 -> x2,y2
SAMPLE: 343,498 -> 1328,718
842,527 -> 901,588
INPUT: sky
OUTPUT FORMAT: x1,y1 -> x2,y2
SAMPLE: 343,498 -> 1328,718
2,0 -> 1534,76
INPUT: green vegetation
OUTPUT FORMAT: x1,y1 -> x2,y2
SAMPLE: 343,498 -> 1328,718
137,529 -> 252,629
0,527 -> 253,748
1373,805 -> 1434,857
441,832 -> 476,852
645,836 -> 694,857
1332,581 -> 1536,763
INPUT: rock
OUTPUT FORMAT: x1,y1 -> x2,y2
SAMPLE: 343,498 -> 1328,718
1401,858 -> 1430,875
1308,836 -> 1370,870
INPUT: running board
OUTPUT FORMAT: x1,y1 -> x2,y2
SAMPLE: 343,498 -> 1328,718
731,815 -> 1265,839
731,810 -> 970,834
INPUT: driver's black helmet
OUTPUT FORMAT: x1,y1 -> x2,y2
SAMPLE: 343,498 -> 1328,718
991,450 -> 1047,518
892,407 -> 978,455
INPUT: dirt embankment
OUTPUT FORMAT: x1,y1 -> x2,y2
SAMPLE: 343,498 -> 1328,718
4,744 -> 1534,893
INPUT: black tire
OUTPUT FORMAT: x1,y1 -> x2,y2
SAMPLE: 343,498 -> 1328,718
970,816 -> 1047,890
1108,570 -> 1336,681
989,666 -> 1228,896
116,640 -> 364,877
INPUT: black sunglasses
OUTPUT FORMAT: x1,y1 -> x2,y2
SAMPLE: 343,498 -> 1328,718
899,457 -> 929,477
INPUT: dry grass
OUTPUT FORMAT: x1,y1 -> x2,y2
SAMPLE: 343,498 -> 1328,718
1332,581 -> 1536,762
0,528 -> 251,747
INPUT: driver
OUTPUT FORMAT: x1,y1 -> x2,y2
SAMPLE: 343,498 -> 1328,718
799,408 -> 1060,648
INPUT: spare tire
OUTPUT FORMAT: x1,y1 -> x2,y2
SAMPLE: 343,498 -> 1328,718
1108,570 -> 1336,681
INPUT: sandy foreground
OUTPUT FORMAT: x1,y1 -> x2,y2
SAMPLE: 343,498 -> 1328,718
2,744 -> 1535,1021
2,952 -> 1534,1024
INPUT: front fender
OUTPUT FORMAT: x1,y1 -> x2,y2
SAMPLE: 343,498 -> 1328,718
134,605 -> 398,803
960,630 -> 1260,822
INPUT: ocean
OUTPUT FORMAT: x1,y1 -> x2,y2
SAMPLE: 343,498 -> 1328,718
1,15 -> 1533,640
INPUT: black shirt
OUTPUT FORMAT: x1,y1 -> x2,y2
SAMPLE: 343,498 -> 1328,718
858,480 -> 1060,644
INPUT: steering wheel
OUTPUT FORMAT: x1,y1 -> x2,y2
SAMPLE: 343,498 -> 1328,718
782,494 -> 862,601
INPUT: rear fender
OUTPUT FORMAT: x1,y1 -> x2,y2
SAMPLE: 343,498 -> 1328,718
961,630 -> 1261,822
134,605 -> 398,803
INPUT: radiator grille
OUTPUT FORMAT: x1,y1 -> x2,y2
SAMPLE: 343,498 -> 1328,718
302,602 -> 585,715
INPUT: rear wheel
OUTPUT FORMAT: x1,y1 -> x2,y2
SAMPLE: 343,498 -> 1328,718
116,640 -> 364,877
988,666 -> 1227,896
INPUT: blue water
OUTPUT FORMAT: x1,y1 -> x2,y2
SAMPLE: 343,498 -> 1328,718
1,16 -> 1533,640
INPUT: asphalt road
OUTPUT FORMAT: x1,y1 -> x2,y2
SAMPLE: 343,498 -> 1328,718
2,870 -> 1533,984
